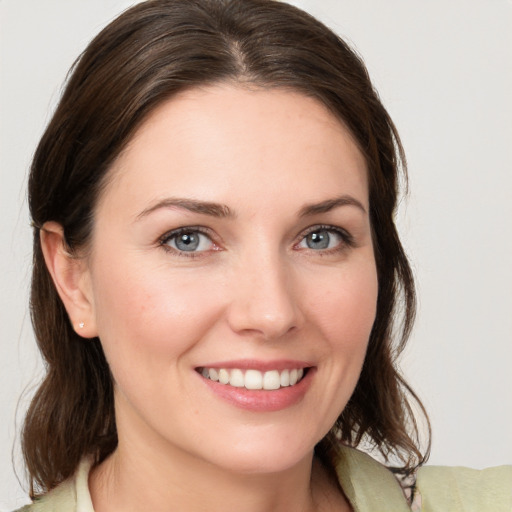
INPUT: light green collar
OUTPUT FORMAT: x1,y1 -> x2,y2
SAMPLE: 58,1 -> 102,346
336,446 -> 411,512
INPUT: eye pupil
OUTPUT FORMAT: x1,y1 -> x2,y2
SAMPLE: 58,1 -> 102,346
175,232 -> 199,251
307,230 -> 330,249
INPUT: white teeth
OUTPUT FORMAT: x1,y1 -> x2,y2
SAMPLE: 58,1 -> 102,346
201,367 -> 306,390
218,368 -> 230,384
263,370 -> 281,390
229,369 -> 245,387
245,369 -> 263,390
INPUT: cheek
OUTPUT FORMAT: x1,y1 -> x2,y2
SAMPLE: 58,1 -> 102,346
307,260 -> 378,350
90,261 -> 225,374
298,258 -> 378,433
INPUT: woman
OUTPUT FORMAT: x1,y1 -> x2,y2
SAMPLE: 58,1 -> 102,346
14,0 -> 511,511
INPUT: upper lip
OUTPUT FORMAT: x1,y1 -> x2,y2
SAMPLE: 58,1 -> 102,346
196,359 -> 314,372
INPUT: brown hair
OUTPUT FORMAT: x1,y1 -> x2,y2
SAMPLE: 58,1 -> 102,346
24,0 -> 429,497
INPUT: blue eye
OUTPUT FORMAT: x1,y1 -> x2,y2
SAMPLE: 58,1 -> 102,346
163,229 -> 213,253
298,227 -> 347,251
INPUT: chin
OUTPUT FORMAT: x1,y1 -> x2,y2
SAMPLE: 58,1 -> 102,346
192,426 -> 323,475
213,449 -> 313,475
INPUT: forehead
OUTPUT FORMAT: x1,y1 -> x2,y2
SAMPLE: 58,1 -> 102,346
99,84 -> 368,217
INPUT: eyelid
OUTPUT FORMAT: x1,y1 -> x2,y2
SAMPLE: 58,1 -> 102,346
158,226 -> 220,257
157,223 -> 355,258
294,224 -> 355,251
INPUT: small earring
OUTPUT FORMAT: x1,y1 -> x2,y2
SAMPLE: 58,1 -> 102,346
78,322 -> 85,329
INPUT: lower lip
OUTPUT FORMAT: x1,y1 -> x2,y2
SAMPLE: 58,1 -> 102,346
198,369 -> 315,412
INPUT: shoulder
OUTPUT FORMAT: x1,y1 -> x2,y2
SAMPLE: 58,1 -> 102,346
336,446 -> 412,511
416,463 -> 512,511
11,458 -> 95,512
11,480 -> 76,512
336,446 -> 512,512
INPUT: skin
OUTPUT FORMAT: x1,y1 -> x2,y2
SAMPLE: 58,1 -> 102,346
42,84 -> 378,512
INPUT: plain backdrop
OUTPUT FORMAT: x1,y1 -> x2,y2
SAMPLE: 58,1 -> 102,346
1,0 -> 511,509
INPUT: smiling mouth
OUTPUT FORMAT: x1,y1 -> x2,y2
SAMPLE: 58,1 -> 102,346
197,367 -> 308,390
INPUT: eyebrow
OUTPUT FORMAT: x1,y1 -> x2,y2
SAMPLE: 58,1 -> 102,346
136,198 -> 234,220
136,194 -> 366,221
299,195 -> 367,217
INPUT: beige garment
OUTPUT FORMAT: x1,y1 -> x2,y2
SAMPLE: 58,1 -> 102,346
336,447 -> 512,512
15,447 -> 512,512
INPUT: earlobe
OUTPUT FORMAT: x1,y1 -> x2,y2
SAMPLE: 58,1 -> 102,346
40,222 -> 98,338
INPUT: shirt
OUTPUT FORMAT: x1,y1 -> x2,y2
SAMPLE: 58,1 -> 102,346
14,446 -> 512,511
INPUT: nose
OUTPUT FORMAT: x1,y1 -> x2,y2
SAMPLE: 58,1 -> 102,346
226,252 -> 303,341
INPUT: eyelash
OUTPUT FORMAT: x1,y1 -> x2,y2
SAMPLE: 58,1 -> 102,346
158,224 -> 355,258
296,224 -> 355,254
158,226 -> 217,259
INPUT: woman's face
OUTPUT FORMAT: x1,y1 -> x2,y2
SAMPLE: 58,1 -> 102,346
83,84 -> 378,473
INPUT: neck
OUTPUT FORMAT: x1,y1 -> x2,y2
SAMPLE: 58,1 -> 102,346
89,396 -> 351,512
90,444 -> 323,512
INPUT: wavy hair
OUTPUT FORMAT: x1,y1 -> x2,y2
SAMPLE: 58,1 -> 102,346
24,0 -> 429,497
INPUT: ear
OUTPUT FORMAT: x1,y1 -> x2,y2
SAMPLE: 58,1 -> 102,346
40,221 -> 98,338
